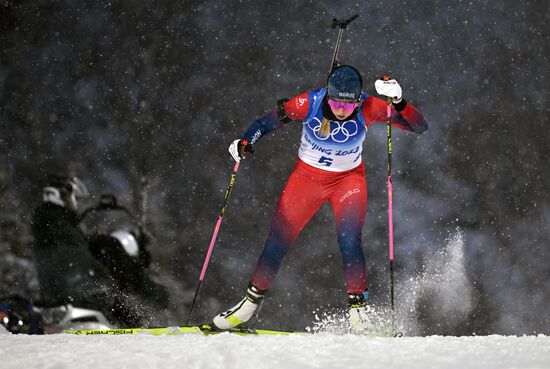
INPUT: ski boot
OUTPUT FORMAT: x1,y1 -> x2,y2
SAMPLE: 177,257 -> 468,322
212,284 -> 265,330
348,291 -> 371,333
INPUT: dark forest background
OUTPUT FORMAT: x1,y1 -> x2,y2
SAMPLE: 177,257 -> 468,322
1,0 -> 548,335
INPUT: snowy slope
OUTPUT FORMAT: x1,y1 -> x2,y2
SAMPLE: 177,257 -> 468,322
2,333 -> 549,369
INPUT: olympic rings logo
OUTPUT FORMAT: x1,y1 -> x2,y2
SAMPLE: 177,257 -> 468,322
306,117 -> 359,143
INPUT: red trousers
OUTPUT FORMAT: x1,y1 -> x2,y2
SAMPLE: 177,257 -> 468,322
251,159 -> 368,294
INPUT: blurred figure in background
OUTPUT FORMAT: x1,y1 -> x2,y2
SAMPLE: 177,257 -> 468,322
31,174 -> 169,328
31,175 -> 116,311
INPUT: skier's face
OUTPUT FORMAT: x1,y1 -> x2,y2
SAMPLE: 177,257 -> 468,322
328,98 -> 358,120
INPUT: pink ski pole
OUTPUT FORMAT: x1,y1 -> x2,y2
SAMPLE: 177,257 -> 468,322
385,78 -> 396,311
186,160 -> 241,325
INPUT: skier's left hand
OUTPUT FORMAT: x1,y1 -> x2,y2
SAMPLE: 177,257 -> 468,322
375,78 -> 403,103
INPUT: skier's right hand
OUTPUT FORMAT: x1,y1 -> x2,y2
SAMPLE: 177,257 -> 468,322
228,139 -> 254,162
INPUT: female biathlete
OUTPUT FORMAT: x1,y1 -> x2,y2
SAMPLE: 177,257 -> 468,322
212,65 -> 428,331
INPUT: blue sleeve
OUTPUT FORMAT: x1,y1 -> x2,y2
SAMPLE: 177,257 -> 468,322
242,110 -> 284,145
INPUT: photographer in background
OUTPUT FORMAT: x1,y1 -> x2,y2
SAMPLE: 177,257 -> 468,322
31,175 -> 116,312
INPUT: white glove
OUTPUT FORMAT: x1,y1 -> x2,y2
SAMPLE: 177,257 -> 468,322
375,79 -> 403,103
228,139 -> 241,162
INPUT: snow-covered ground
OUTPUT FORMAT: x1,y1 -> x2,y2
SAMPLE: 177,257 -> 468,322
2,332 -> 549,369
3,231 -> 549,369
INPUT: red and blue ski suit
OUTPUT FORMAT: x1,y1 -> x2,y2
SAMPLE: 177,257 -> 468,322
241,88 -> 428,294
